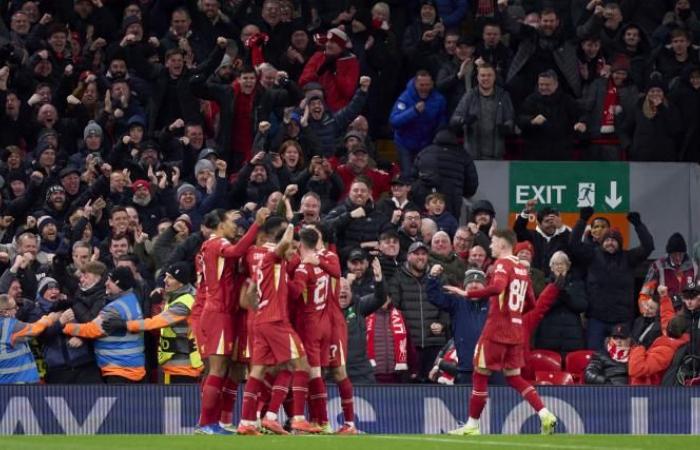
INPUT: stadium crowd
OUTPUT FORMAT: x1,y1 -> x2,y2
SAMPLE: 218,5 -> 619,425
0,0 -> 699,398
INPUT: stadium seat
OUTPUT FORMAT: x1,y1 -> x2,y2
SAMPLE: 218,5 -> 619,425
565,350 -> 595,384
522,353 -> 562,381
535,371 -> 574,385
530,349 -> 563,366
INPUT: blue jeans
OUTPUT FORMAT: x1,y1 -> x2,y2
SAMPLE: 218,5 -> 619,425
396,142 -> 419,179
587,318 -> 630,351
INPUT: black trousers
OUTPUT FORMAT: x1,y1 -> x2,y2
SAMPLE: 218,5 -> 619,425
415,346 -> 442,383
45,364 -> 103,384
104,375 -> 142,384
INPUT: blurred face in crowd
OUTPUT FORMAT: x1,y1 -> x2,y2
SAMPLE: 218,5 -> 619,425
39,148 -> 56,168
185,125 -> 204,149
171,10 -> 191,36
35,85 -> 51,104
581,39 -> 601,59
179,190 -> 196,209
10,180 -> 26,197
482,25 -> 501,47
379,236 -> 400,258
612,69 -> 628,87
690,70 -> 700,90
80,271 -> 101,290
282,144 -> 300,168
238,71 -> 257,95
41,222 -> 58,242
34,58 -> 52,78
250,165 -> 267,183
129,124 -> 144,143
325,39 -> 343,58
683,292 -> 700,311
642,300 -> 659,318
426,197 -> 445,215
309,98 -> 325,120
549,254 -> 570,276
372,4 -> 389,23
7,149 -> 22,169
8,280 -> 22,301
124,3 -> 141,19
523,12 -> 540,28
164,272 -> 184,293
455,43 -> 475,62
538,75 -> 558,96
670,252 -> 685,266
74,0 -> 93,19
300,195 -> 320,221
647,87 -> 664,105
110,237 -> 129,260
49,189 -> 65,210
348,181 -> 370,206
111,81 -> 131,104
126,206 -> 140,229
390,183 -> 410,201
603,5 -> 623,27
21,2 -> 39,23
166,52 -> 184,78
125,22 -> 144,41
18,235 -> 38,256
474,211 -> 492,227
241,25 -> 261,44
140,148 -> 159,167
420,4 -> 436,24
468,245 -> 487,268
453,228 -> 473,253
11,12 -> 30,35
671,35 -> 690,56
72,245 -> 91,271
590,218 -> 610,242
421,219 -> 436,243
623,27 -> 640,49
279,0 -> 293,22
291,30 -> 309,50
262,0 -> 281,26
85,132 -> 102,151
539,12 -> 559,36
339,278 -> 351,308
539,213 -> 559,235
110,210 -> 129,234
259,66 -> 277,89
415,74 -> 434,99
477,66 -> 496,92
431,232 -> 452,257
517,248 -> 533,264
401,210 -> 421,236
82,82 -> 98,105
196,168 -> 213,188
602,236 -> 620,254
6,93 -> 20,117
202,0 -> 220,19
109,59 -> 128,78
266,191 -> 283,211
347,258 -> 368,278
444,34 -> 458,56
110,172 -> 126,193
407,248 -> 428,273
348,149 -> 368,173
38,104 -> 58,128
48,31 -> 67,54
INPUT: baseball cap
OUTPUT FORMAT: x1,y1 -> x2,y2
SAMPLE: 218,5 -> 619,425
348,143 -> 368,154
165,262 -> 191,285
348,248 -> 368,262
463,269 -> 486,285
408,241 -> 429,255
390,175 -> 412,186
682,280 -> 700,298
610,323 -> 631,339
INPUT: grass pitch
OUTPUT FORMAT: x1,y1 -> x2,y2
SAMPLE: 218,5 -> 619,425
4,434 -> 696,450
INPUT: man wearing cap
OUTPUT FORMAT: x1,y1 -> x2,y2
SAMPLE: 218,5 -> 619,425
571,209 -> 654,351
377,175 -> 418,223
658,282 -> 700,383
129,178 -> 163,237
515,199 -> 571,276
59,166 -> 83,201
336,142 -> 391,200
103,262 -> 203,384
390,241 -> 449,381
584,323 -> 632,385
300,27 -> 360,112
63,266 -> 145,383
38,184 -> 69,224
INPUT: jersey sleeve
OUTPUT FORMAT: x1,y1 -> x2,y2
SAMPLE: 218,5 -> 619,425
219,223 -> 260,259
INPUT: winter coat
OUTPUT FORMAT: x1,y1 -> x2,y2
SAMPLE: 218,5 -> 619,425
229,164 -> 280,209
619,97 -> 682,161
435,0 -> 468,28
390,78 -> 448,152
390,264 -> 450,349
412,130 -> 479,218
516,89 -> 584,161
668,66 -> 700,162
581,77 -> 639,140
299,50 -> 360,112
649,46 -> 700,87
584,349 -> 629,385
436,58 -> 474,114
570,219 -> 655,324
345,274 -> 385,384
325,199 -> 389,262
72,279 -> 107,324
632,316 -> 662,350
450,86 -> 515,159
534,274 -> 588,354
307,90 -> 368,157
629,334 -> 690,385
427,275 -> 488,372
514,215 -> 571,276
428,252 -> 467,287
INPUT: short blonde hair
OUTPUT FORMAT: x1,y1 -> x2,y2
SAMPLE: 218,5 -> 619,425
372,2 -> 390,20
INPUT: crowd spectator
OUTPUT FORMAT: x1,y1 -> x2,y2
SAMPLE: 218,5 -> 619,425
514,200 -> 571,276
584,323 -> 632,385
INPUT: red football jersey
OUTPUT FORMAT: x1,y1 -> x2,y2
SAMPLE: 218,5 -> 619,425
190,248 -> 207,322
300,264 -> 330,317
470,255 -> 535,344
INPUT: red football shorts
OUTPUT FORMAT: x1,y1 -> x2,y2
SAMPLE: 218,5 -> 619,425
251,320 -> 306,366
327,310 -> 347,368
297,317 -> 331,368
198,310 -> 234,358
231,309 -> 250,363
473,337 -> 525,371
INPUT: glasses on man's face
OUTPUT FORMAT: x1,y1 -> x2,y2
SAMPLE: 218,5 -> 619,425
405,216 -> 421,222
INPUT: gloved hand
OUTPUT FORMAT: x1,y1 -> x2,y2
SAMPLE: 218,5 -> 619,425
101,316 -> 127,335
579,207 -> 594,222
627,212 -> 641,226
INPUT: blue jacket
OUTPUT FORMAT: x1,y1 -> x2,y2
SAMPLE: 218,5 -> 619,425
390,78 -> 448,152
94,291 -> 144,374
0,317 -> 40,383
427,211 -> 459,238
436,0 -> 469,28
34,297 -> 95,371
426,276 -> 488,372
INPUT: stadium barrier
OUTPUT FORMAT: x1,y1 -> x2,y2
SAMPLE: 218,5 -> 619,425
1,385 -> 698,435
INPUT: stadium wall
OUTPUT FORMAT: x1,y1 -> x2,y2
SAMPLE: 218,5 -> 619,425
1,385 -> 698,435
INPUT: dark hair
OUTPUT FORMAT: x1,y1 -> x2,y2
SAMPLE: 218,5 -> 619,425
299,227 -> 319,249
117,254 -> 139,266
538,69 -> 558,82
415,69 -> 432,79
670,28 -> 691,41
351,175 -> 372,190
203,208 -> 227,229
667,314 -> 689,339
262,215 -> 287,235
540,7 -> 557,17
109,233 -> 130,246
477,62 -> 496,73
592,216 -> 610,227
492,229 -> 517,247
536,206 -> 560,223
165,48 -> 185,61
239,65 -> 257,76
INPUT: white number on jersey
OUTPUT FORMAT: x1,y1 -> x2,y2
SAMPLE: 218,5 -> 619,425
507,278 -> 528,313
313,275 -> 329,307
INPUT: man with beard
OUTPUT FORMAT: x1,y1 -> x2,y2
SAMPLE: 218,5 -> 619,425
514,200 -> 571,276
397,208 -> 422,261
129,179 -> 163,236
468,199 -> 497,253
36,216 -> 61,258
59,167 -> 83,203
390,241 -> 448,382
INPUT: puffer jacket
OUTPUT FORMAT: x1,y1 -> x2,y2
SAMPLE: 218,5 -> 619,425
534,274 -> 588,354
306,89 -> 368,157
629,333 -> 689,385
390,78 -> 448,152
412,129 -> 479,218
584,349 -> 629,385
390,264 -> 450,349
428,252 -> 467,287
325,199 -> 389,262
345,273 -> 385,384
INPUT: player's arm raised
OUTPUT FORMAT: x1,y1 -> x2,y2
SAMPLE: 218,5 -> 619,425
219,208 -> 270,259
274,223 -> 295,258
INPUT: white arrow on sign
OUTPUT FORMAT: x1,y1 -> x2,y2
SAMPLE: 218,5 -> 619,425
605,181 -> 622,209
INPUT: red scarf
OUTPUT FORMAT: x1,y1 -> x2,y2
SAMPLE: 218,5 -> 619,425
476,0 -> 495,16
366,307 -> 408,371
600,78 -> 619,134
607,340 -> 630,363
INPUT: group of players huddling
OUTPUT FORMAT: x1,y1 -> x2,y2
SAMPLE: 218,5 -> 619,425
191,206 -> 557,436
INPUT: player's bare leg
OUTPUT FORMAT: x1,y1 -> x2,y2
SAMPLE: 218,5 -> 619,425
195,356 -> 232,435
331,365 -> 358,434
502,368 -> 557,435
308,365 -> 331,432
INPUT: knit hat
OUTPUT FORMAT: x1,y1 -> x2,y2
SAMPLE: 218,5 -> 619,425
122,15 -> 141,31
7,170 -> 26,184
37,215 -> 56,233
646,73 -> 666,92
177,183 -> 197,200
327,28 -> 350,48
84,120 -> 103,140
602,228 -> 623,247
198,148 -> 219,161
38,277 -> 59,297
610,55 -> 631,73
127,115 -> 146,130
132,179 -> 151,193
666,232 -> 687,254
165,262 -> 191,285
218,53 -> 233,70
514,241 -> 535,257
471,199 -> 495,217
108,266 -> 135,291
174,213 -> 193,232
59,166 -> 80,179
194,159 -> 215,176
45,184 -> 66,202
463,269 -> 486,285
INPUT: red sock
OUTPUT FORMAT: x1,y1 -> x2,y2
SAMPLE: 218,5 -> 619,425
337,377 -> 354,423
257,372 -> 275,417
506,375 -> 544,411
267,370 -> 292,415
291,370 -> 309,417
308,376 -> 328,424
241,376 -> 264,422
219,378 -> 238,424
282,392 -> 294,419
199,375 -> 225,426
468,372 -> 489,419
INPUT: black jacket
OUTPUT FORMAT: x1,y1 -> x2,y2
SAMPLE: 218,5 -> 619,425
325,199 -> 389,262
514,215 -> 571,277
345,274 -> 386,384
534,274 -> 588,354
619,97 -> 683,161
584,349 -> 629,385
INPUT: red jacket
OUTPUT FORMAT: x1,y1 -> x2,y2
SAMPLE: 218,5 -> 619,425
336,164 -> 391,201
522,283 -> 560,355
299,51 -> 359,112
629,334 -> 689,385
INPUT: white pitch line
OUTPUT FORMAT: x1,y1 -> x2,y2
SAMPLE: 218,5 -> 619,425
366,435 -> 642,450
